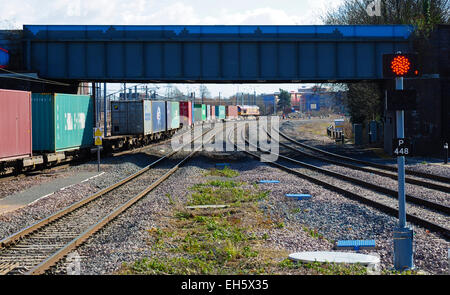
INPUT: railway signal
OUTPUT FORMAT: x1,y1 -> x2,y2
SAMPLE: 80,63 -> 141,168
384,52 -> 415,270
383,53 -> 419,78
94,127 -> 103,172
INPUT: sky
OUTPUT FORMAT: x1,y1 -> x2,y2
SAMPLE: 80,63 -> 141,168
0,0 -> 345,97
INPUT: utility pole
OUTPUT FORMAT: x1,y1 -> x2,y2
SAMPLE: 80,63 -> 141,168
103,83 -> 107,136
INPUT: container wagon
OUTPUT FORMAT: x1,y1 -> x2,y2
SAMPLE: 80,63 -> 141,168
166,101 -> 180,132
179,101 -> 192,127
194,104 -> 207,122
215,106 -> 226,120
111,100 -> 152,136
0,89 -> 32,162
206,105 -> 211,121
0,89 -> 44,172
32,93 -> 94,152
211,105 -> 216,120
226,105 -> 238,120
109,100 -> 176,150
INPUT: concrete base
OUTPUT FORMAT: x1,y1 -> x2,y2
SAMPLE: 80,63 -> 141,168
393,227 -> 414,271
289,251 -> 380,266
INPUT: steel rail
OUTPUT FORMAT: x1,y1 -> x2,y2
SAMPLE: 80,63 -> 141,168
278,130 -> 450,184
234,129 -> 450,240
263,129 -> 450,214
0,127 -> 209,249
259,131 -> 450,214
272,132 -> 450,193
26,126 -> 220,275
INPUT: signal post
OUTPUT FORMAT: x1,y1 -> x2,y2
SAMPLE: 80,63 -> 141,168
383,52 -> 419,271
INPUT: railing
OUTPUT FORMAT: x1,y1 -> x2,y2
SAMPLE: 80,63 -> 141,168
327,125 -> 345,143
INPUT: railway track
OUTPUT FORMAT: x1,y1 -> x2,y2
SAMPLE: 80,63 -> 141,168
278,130 -> 450,185
234,128 -> 450,240
264,130 -> 450,211
0,126 -> 219,275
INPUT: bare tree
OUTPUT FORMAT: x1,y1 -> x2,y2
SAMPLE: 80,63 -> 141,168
199,84 -> 211,100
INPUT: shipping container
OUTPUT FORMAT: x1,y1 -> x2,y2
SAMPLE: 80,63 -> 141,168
194,104 -> 207,122
206,105 -> 211,121
111,100 -> 152,135
166,101 -> 180,130
179,101 -> 192,126
151,101 -> 167,133
226,105 -> 238,119
211,105 -> 215,120
32,93 -> 93,152
215,106 -> 226,120
202,104 -> 207,121
192,103 -> 195,122
0,89 -> 32,161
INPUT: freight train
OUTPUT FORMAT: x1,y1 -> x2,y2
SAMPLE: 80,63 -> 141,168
0,89 -> 240,174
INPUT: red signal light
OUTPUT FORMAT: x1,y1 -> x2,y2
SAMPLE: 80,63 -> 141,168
390,55 -> 411,76
383,53 -> 419,78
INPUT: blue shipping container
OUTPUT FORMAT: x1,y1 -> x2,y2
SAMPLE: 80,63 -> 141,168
151,101 -> 167,133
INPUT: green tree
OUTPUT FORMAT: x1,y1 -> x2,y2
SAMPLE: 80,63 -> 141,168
277,89 -> 291,114
345,83 -> 382,123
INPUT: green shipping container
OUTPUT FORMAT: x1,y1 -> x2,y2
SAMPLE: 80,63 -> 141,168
215,105 -> 226,119
194,104 -> 207,121
32,93 -> 94,152
171,101 -> 180,129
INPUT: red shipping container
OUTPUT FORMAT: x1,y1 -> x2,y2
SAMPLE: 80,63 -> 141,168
179,101 -> 192,127
226,105 -> 238,119
211,105 -> 215,119
0,89 -> 32,161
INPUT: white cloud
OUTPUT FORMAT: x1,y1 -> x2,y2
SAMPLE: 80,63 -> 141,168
0,0 -> 346,28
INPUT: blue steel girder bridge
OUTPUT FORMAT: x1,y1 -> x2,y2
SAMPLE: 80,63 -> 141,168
22,25 -> 415,83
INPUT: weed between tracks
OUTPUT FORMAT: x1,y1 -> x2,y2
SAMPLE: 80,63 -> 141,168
203,166 -> 240,178
120,168 -> 367,275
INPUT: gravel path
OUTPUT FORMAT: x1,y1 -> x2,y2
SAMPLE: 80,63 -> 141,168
0,170 -> 74,200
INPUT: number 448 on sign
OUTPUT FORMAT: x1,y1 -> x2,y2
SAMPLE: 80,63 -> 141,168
393,138 -> 411,157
